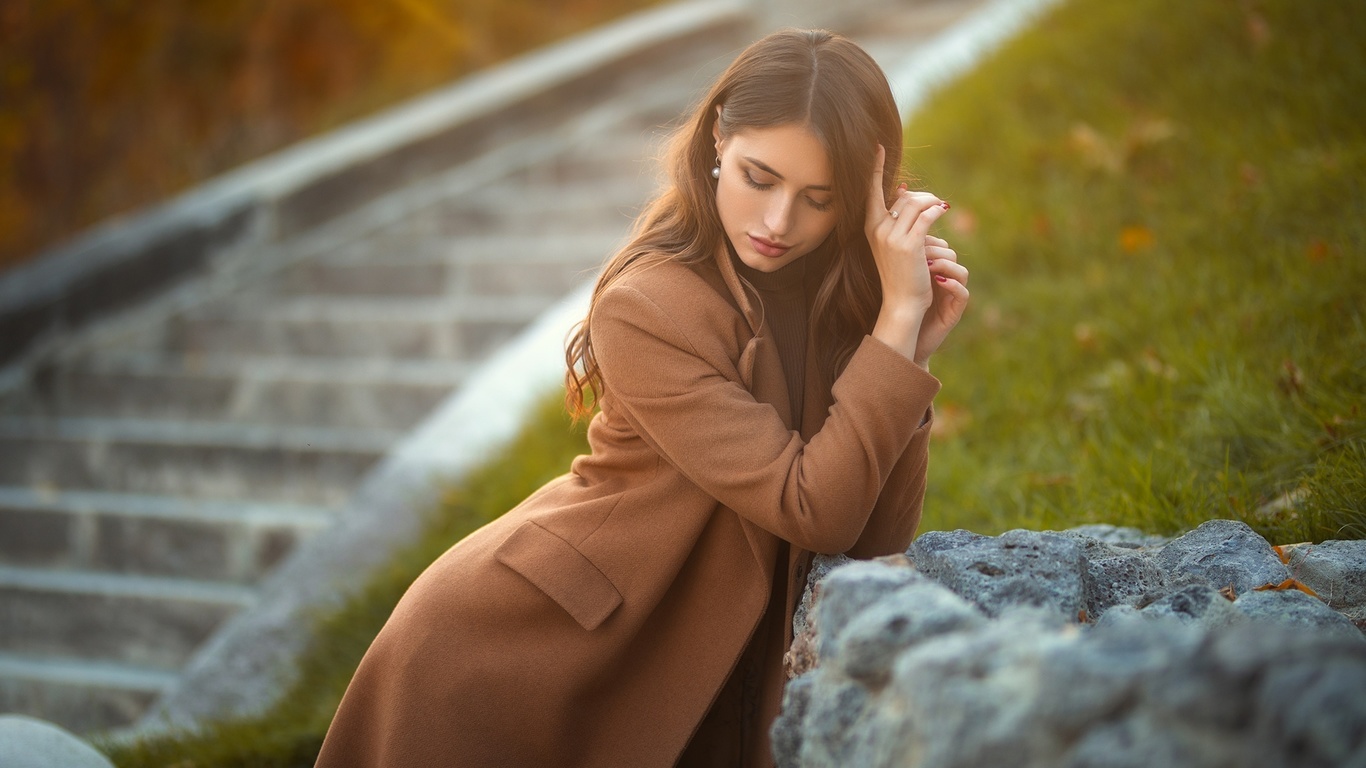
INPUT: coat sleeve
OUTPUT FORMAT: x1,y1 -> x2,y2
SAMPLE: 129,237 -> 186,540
591,282 -> 939,554
846,412 -> 932,558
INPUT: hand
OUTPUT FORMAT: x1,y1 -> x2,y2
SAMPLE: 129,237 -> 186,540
917,233 -> 969,365
864,145 -> 969,365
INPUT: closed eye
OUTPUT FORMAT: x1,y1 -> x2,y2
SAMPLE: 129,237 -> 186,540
743,172 -> 773,191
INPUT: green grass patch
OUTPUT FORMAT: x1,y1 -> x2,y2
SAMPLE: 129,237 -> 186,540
907,0 -> 1365,542
101,397 -> 588,767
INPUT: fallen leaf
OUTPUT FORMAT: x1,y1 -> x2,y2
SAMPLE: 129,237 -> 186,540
931,403 -> 973,439
1256,488 -> 1310,522
1073,322 -> 1098,352
1069,122 -> 1123,174
1305,239 -> 1334,263
1119,225 -> 1155,254
1025,473 -> 1072,488
1277,359 -> 1304,396
1254,578 -> 1319,599
1245,10 -> 1272,51
1031,213 -> 1052,239
1139,346 -> 1178,380
1125,117 -> 1176,152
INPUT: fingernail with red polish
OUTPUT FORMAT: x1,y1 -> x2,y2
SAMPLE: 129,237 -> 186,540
935,275 -> 948,283
940,202 -> 951,210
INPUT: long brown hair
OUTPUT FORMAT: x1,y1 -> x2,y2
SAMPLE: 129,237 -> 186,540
565,28 -> 904,419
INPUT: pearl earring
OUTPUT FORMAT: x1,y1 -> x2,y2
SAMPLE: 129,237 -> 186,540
712,156 -> 721,180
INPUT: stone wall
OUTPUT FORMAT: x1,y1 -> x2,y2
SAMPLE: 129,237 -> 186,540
774,520 -> 1366,768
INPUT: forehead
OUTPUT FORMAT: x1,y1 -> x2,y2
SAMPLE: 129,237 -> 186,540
728,124 -> 832,186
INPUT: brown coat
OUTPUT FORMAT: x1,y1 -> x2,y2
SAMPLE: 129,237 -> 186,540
314,244 -> 939,767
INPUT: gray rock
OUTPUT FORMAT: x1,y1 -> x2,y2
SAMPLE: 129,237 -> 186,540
1036,614 -> 1201,732
1234,588 -> 1366,642
1286,539 -> 1366,631
793,553 -> 852,640
1071,536 -> 1168,619
1089,602 -> 1143,630
1139,583 -> 1246,628
771,673 -> 814,768
1064,523 -> 1168,549
829,580 -> 986,687
814,559 -> 926,660
908,528 -> 1086,621
907,527 -> 988,556
1255,651 -> 1366,767
1154,518 -> 1289,596
784,607 -> 1366,768
0,715 -> 116,768
778,523 -> 1366,768
1058,713 -> 1264,768
795,675 -> 874,768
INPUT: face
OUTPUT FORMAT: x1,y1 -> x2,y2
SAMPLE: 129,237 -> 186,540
713,120 -> 838,273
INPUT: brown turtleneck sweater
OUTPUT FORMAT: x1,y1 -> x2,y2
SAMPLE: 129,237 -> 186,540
734,255 -> 809,430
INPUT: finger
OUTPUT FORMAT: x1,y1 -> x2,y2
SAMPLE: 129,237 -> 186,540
930,276 -> 970,313
926,235 -> 949,248
865,144 -> 887,227
892,196 -> 947,236
942,280 -> 970,314
928,259 -> 969,285
924,245 -> 959,263
909,200 -> 950,239
890,191 -> 939,220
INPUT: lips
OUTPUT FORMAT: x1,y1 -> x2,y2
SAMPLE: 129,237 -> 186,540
748,235 -> 791,259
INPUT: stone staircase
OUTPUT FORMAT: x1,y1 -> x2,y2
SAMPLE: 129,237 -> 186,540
0,22 -> 745,733
0,0 -> 1003,735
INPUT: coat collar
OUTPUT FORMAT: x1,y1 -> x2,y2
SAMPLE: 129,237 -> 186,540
713,239 -> 763,336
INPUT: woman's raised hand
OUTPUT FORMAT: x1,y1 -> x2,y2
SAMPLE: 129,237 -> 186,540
864,144 -> 969,367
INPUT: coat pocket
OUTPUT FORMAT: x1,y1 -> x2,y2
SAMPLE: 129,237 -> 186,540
494,520 -> 623,631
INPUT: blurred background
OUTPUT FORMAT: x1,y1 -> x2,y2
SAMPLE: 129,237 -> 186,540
0,0 -> 659,269
0,0 -> 1362,763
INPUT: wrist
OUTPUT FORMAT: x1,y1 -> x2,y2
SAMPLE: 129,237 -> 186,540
872,304 -> 926,362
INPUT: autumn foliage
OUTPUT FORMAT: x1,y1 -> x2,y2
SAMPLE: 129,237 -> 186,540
0,0 -> 656,270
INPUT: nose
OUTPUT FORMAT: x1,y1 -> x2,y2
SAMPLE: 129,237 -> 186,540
764,195 -> 796,237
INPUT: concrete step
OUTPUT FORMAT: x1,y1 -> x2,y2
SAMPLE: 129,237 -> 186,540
273,259 -> 454,298
373,170 -> 652,240
0,418 -> 393,505
270,254 -> 600,303
322,231 -> 623,267
17,355 -> 467,430
267,176 -> 646,298
0,487 -> 331,582
156,295 -> 552,360
0,566 -> 253,670
0,652 -> 175,735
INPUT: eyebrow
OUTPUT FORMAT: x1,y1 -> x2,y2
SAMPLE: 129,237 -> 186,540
744,157 -> 832,192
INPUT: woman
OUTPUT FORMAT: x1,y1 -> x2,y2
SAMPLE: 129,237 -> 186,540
316,28 -> 968,768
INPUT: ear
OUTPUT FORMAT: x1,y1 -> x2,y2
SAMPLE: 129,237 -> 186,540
712,104 -> 724,153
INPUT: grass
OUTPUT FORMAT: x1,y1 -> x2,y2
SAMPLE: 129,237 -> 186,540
101,0 -> 1363,763
101,398 -> 588,767
908,0 -> 1366,544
